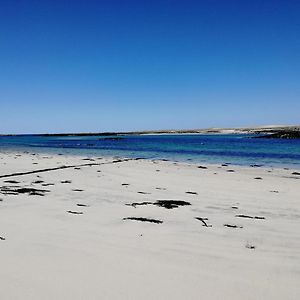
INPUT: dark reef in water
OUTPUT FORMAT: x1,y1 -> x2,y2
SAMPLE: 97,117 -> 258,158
254,130 -> 300,139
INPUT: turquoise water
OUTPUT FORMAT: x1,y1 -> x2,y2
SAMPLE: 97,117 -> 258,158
0,134 -> 300,168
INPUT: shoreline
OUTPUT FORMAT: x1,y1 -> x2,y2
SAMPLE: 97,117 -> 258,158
1,147 -> 300,171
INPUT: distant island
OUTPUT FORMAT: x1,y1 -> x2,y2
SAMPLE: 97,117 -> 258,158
1,125 -> 300,138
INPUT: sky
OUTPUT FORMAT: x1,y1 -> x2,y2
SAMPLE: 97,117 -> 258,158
0,0 -> 299,134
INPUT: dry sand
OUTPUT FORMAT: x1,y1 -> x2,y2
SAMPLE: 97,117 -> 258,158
0,151 -> 299,299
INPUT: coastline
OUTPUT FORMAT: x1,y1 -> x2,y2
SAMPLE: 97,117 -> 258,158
0,151 -> 299,299
1,124 -> 299,137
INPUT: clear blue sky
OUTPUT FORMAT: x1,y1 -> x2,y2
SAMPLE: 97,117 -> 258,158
0,0 -> 299,134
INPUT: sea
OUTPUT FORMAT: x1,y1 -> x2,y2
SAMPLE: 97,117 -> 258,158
0,134 -> 300,169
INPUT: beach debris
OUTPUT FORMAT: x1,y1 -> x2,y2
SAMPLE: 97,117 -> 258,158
67,210 -> 83,215
0,186 -> 50,196
270,190 -> 279,193
32,180 -> 44,184
0,160 -> 132,180
61,180 -> 72,184
186,191 -> 198,195
74,167 -> 81,170
227,169 -> 235,172
156,169 -> 160,172
195,217 -> 212,227
156,187 -> 166,190
155,200 -> 191,209
254,177 -> 263,180
76,204 -> 89,207
4,180 -> 20,184
72,189 -> 84,192
235,214 -> 253,219
112,158 -> 132,163
231,206 -> 239,209
235,214 -> 265,220
292,172 -> 300,175
126,202 -> 152,208
126,200 -> 191,209
198,166 -> 207,169
123,217 -> 163,224
224,224 -> 243,228
221,164 -> 228,167
245,243 -> 256,250
250,164 -> 263,167
42,183 -> 55,186
122,183 -> 130,186
137,191 -> 151,194
0,236 -> 5,241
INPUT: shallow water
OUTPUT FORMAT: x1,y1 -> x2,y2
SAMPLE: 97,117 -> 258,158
0,134 -> 300,168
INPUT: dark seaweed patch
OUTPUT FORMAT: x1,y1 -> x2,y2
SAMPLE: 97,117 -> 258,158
32,180 -> 44,184
61,180 -> 72,184
154,200 -> 191,209
0,187 -> 50,196
246,243 -> 256,250
42,183 -> 54,186
123,217 -> 163,224
195,217 -> 212,227
4,180 -> 20,184
235,214 -> 253,219
224,224 -> 243,228
126,200 -> 191,209
254,216 -> 265,220
67,210 -> 83,215
126,202 -> 152,208
236,214 -> 265,220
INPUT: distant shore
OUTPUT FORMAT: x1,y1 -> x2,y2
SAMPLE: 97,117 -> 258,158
1,125 -> 299,137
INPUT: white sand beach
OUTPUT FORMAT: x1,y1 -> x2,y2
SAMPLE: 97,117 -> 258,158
0,151 -> 299,299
